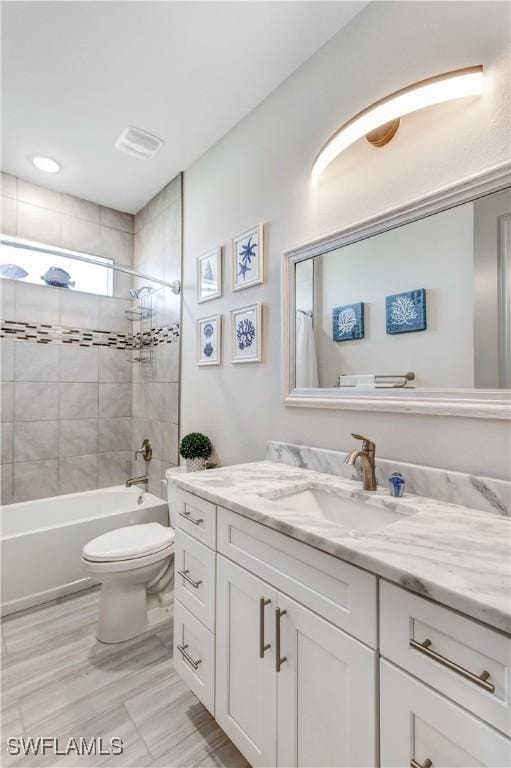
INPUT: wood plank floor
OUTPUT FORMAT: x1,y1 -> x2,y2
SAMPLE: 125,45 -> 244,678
0,588 -> 249,768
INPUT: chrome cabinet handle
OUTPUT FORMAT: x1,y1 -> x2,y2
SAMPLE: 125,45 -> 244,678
410,638 -> 495,693
177,643 -> 202,670
179,510 -> 204,526
177,569 -> 202,589
410,759 -> 432,768
259,597 -> 271,658
275,608 -> 287,672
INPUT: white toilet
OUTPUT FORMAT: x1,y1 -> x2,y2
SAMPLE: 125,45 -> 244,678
82,521 -> 175,644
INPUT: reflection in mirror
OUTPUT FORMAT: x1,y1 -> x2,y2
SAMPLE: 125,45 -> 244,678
294,188 -> 511,390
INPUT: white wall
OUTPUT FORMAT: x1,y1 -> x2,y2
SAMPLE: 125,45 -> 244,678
181,1 -> 511,479
316,202 -> 475,389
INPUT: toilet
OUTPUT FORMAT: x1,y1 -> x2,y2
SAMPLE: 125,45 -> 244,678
82,521 -> 175,644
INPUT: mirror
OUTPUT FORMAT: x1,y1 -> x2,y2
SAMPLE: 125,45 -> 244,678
285,171 -> 511,418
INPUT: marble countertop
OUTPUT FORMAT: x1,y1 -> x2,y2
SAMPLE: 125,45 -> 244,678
172,461 -> 511,634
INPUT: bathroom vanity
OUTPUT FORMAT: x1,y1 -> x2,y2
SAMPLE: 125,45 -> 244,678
169,458 -> 511,768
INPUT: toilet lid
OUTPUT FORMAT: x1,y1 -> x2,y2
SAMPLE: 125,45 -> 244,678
83,523 -> 175,562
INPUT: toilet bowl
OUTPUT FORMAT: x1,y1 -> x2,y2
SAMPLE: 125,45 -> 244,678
82,522 -> 175,644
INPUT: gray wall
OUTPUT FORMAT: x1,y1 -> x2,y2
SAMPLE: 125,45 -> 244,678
315,202 -> 475,389
181,1 -> 511,480
132,175 -> 182,498
1,175 -> 137,503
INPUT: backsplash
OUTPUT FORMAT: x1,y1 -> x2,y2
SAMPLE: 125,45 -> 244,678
266,441 -> 510,517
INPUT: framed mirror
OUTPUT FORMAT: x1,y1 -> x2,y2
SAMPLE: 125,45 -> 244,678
283,163 -> 511,419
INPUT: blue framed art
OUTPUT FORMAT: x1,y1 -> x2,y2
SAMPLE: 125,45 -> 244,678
386,289 -> 426,334
332,302 -> 364,341
232,224 -> 264,291
197,314 -> 221,365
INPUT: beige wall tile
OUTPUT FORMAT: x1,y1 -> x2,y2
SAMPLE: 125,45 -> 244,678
17,202 -> 61,246
17,179 -> 61,211
62,194 -> 100,223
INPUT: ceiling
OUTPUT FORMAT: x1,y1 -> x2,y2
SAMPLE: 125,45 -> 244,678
1,1 -> 366,213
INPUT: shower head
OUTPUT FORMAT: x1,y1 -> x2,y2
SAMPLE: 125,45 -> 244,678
129,285 -> 153,299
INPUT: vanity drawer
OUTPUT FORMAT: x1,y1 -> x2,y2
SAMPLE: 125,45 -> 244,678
175,489 -> 216,549
174,530 -> 216,631
174,599 -> 215,715
217,506 -> 377,647
380,581 -> 511,735
380,660 -> 511,767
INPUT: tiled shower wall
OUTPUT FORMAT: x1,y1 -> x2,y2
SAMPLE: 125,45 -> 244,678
132,175 -> 182,497
0,174 -> 135,503
1,173 -> 182,503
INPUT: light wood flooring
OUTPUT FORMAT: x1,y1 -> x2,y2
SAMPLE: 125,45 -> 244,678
0,588 -> 249,768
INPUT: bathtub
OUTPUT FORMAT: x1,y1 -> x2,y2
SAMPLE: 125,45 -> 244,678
0,486 -> 169,616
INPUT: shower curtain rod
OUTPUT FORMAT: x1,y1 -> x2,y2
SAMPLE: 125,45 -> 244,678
1,236 -> 181,294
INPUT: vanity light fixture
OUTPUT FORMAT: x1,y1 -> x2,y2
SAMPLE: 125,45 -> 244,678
32,155 -> 61,173
311,65 -> 484,182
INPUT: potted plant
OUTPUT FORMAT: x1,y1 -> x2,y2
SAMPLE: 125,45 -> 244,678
179,432 -> 213,472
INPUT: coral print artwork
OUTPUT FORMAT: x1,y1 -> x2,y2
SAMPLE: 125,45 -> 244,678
197,315 -> 221,365
386,289 -> 427,334
231,303 -> 262,363
332,302 -> 364,341
232,224 -> 264,291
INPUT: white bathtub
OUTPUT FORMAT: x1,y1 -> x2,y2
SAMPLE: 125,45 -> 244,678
0,486 -> 169,616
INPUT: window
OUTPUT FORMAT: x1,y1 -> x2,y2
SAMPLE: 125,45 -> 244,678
0,236 -> 114,296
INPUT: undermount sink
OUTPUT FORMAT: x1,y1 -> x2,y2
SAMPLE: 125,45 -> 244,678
268,486 -> 409,533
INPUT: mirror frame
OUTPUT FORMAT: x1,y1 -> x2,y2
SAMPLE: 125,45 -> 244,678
283,161 -> 511,420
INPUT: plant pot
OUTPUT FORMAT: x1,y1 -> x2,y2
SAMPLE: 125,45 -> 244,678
185,457 -> 207,472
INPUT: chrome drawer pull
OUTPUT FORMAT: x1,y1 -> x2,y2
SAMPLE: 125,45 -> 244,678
177,643 -> 202,670
410,638 -> 495,693
275,608 -> 287,672
177,569 -> 202,589
259,597 -> 271,658
410,759 -> 432,768
179,510 -> 204,526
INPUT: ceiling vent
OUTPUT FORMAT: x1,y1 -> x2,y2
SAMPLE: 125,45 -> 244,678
115,126 -> 164,160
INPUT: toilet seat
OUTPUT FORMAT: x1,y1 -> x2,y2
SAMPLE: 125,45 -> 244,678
82,522 -> 175,563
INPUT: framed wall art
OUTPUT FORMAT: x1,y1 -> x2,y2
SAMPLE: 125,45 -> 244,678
197,314 -> 222,365
231,303 -> 262,363
232,224 -> 264,291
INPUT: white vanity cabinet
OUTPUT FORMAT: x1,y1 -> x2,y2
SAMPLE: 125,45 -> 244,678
172,487 -> 511,768
276,591 -> 376,768
216,555 -> 278,767
380,662 -> 511,768
216,554 -> 377,768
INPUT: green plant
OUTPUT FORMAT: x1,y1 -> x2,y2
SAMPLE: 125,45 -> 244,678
179,432 -> 213,460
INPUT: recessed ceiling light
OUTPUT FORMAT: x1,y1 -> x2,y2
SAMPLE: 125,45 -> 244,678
32,156 -> 61,173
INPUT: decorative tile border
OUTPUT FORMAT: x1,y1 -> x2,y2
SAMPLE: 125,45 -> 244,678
0,319 -> 180,349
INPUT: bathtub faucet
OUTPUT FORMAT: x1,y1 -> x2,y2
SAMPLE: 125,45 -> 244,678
125,475 -> 149,488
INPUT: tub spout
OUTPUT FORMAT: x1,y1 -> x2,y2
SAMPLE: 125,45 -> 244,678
125,475 -> 148,488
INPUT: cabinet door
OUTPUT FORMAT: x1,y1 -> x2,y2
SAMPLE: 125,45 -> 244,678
216,555 -> 277,767
277,592 -> 377,768
380,661 -> 511,768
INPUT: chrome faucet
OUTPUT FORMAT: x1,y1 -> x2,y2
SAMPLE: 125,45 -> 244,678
135,438 -> 152,462
125,475 -> 148,488
345,433 -> 377,491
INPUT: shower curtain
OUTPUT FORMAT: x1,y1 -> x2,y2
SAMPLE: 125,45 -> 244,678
295,311 -> 319,388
